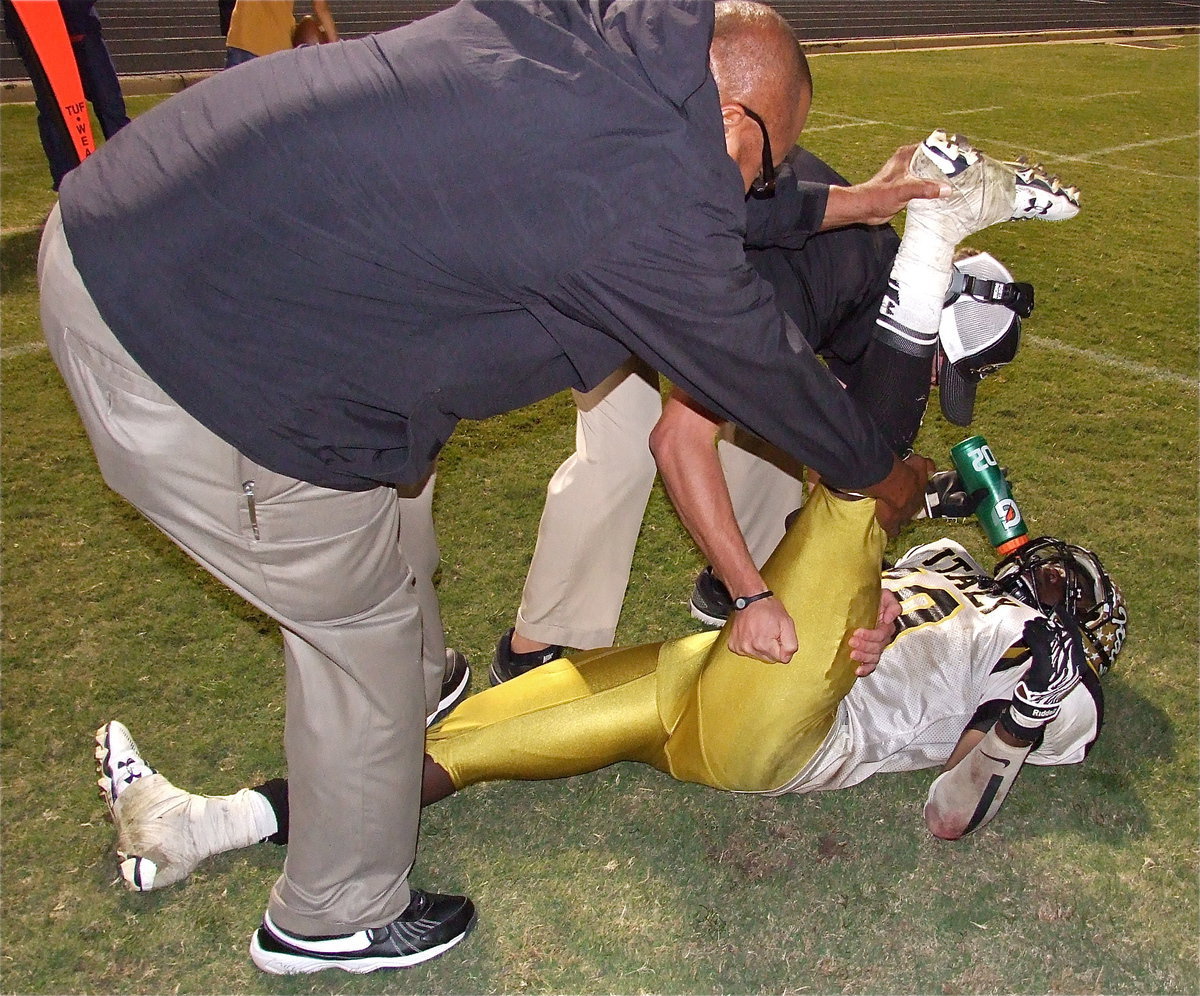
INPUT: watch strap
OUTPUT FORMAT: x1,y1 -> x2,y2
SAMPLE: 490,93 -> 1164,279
732,589 -> 774,611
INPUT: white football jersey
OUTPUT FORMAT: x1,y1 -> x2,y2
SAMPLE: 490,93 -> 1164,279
769,539 -> 1103,796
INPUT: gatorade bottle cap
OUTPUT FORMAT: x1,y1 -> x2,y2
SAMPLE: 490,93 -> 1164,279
995,535 -> 1030,558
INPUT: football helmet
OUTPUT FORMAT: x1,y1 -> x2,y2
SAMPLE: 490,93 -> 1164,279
994,537 -> 1127,677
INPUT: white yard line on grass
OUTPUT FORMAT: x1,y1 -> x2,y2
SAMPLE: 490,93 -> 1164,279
988,131 -> 1198,180
1027,335 -> 1197,391
1,341 -> 48,359
1057,131 -> 1200,160
1073,90 -> 1143,101
939,105 -> 1006,116
807,31 -> 1196,58
805,106 -> 1198,182
803,111 -> 888,133
803,120 -> 886,132
807,106 -> 1005,132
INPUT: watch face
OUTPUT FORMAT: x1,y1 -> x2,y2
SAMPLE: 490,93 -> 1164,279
732,591 -> 772,611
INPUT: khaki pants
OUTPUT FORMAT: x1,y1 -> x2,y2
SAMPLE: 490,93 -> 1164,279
39,205 -> 436,935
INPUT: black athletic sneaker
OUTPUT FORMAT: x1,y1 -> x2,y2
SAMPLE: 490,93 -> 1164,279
489,628 -> 563,685
689,567 -> 733,627
249,889 -> 477,975
426,648 -> 471,728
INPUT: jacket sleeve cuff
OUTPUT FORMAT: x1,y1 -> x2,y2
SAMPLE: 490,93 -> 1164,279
743,178 -> 830,249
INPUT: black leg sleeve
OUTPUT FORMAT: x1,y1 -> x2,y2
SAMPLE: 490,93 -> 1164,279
251,778 -> 290,846
846,340 -> 932,454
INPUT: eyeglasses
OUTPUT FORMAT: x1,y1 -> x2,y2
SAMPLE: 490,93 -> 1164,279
738,103 -> 776,199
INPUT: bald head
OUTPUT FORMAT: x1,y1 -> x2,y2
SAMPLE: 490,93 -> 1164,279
710,0 -> 811,156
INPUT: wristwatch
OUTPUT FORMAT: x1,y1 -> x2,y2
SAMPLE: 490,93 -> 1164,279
731,590 -> 774,611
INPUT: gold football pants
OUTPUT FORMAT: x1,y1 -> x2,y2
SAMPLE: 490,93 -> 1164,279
427,485 -> 885,793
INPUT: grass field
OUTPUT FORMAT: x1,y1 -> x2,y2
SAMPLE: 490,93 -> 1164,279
2,34 -> 1198,996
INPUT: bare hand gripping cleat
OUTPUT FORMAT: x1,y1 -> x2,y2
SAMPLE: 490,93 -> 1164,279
907,130 -> 1080,245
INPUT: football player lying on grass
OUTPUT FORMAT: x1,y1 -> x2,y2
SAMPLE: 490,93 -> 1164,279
95,484 -> 1126,891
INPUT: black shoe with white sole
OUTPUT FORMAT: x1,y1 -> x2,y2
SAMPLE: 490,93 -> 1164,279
249,889 -> 476,975
689,566 -> 733,627
489,628 -> 563,685
427,648 -> 471,728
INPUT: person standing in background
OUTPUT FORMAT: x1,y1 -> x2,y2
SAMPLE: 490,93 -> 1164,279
1,0 -> 128,189
225,1 -> 337,67
218,0 -> 235,39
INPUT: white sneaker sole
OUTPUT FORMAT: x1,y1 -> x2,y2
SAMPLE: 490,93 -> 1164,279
426,659 -> 470,728
688,598 -> 728,629
248,914 -> 475,974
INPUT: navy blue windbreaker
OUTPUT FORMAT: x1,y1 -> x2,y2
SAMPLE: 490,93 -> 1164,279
59,0 -> 895,491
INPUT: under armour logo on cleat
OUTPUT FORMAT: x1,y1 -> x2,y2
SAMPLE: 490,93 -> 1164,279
116,758 -> 143,784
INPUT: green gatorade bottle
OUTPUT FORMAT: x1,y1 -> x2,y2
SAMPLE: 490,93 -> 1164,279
949,435 -> 1029,557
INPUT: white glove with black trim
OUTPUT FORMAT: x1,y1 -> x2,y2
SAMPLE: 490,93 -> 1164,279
1001,610 -> 1085,741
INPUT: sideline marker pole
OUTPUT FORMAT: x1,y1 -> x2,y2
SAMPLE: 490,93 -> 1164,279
11,0 -> 95,164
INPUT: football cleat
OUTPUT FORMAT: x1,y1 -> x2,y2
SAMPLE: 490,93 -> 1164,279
96,719 -> 156,807
912,128 -> 983,181
1006,156 -> 1081,221
907,130 -> 1080,245
96,721 -> 181,890
95,721 -> 268,890
993,537 -> 1127,677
